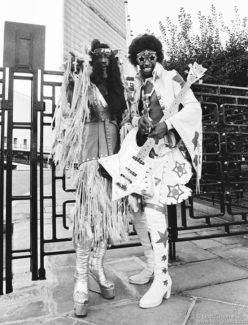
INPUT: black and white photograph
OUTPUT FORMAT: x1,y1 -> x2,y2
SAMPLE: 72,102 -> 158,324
0,1 -> 248,324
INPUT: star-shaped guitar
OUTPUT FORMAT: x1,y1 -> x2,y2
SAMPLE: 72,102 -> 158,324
98,127 -> 161,201
99,62 -> 207,201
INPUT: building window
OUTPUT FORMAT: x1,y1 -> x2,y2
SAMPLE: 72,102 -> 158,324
14,138 -> 17,148
23,139 -> 27,149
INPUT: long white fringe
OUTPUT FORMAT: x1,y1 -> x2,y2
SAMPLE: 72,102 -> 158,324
72,161 -> 129,245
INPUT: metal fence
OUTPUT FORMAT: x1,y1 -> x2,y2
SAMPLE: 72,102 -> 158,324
168,83 -> 248,259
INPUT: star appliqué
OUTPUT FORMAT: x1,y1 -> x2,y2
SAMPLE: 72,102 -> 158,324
163,280 -> 168,286
162,268 -> 167,274
156,230 -> 168,248
192,131 -> 199,150
161,255 -> 167,261
155,177 -> 161,186
167,184 -> 184,202
172,161 -> 188,178
193,155 -> 198,166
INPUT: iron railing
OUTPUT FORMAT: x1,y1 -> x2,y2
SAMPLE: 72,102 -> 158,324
1,68 -> 248,293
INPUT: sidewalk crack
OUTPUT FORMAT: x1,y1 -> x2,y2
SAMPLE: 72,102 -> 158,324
181,297 -> 197,325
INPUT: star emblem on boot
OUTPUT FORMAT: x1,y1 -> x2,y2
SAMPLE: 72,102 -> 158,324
161,255 -> 167,261
156,230 -> 168,248
163,280 -> 168,286
162,267 -> 167,274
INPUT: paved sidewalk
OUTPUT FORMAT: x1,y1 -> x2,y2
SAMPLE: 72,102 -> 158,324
1,183 -> 248,325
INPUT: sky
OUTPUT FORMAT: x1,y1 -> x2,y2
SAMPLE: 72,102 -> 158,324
1,0 -> 248,67
127,0 -> 248,38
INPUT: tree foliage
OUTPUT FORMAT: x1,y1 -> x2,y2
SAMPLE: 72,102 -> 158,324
159,5 -> 248,86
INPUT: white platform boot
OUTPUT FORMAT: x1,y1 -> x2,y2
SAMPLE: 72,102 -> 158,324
139,207 -> 172,308
129,210 -> 154,284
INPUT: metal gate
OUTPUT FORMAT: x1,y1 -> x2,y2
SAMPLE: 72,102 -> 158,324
0,21 -> 46,294
168,83 -> 248,259
1,21 -> 248,295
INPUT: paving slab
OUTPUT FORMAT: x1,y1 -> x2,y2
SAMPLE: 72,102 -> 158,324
195,229 -> 226,237
170,259 -> 248,293
184,278 -> 248,305
67,295 -> 192,325
192,200 -> 223,216
178,216 -> 207,228
175,241 -> 218,263
190,238 -> 224,249
209,244 -> 248,269
50,263 -> 136,315
206,234 -> 248,245
43,220 -> 73,240
107,256 -> 146,274
0,295 -> 48,323
0,287 -> 44,306
178,228 -> 225,242
1,316 -> 81,325
106,245 -> 144,260
187,298 -> 248,325
48,245 -> 148,268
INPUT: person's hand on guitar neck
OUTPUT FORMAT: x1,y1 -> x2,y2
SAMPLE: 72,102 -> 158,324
148,121 -> 168,144
138,115 -> 153,135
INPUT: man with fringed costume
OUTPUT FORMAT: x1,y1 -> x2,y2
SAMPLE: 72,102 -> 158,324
123,34 -> 203,309
51,39 -> 130,317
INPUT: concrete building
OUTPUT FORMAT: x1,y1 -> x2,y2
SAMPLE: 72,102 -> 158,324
0,0 -> 133,154
64,0 -> 128,71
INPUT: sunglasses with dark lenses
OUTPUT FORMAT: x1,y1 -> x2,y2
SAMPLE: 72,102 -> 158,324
92,48 -> 112,57
136,51 -> 157,64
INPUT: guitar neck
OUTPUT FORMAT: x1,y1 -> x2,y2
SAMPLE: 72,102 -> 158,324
159,81 -> 191,123
136,81 -> 192,161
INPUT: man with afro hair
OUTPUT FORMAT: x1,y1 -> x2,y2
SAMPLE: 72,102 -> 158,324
126,33 -> 202,309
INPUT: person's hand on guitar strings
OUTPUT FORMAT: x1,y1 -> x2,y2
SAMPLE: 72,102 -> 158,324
148,121 -> 168,144
138,116 -> 153,135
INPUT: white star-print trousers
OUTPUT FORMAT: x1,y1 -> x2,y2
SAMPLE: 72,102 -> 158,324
129,209 -> 154,274
145,207 -> 169,284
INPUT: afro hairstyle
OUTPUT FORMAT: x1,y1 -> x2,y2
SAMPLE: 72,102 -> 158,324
128,34 -> 164,66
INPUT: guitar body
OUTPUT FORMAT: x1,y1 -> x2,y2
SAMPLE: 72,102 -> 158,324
99,127 -> 168,201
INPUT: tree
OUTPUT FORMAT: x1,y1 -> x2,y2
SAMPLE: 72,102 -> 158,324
159,5 -> 248,87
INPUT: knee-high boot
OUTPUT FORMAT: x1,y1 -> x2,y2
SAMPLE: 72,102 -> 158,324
139,207 -> 172,309
73,239 -> 92,317
89,237 -> 115,299
129,210 -> 154,284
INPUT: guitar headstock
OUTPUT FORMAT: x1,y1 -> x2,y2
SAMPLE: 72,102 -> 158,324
187,62 -> 207,85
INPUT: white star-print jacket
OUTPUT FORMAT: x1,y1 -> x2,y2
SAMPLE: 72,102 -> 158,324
128,62 -> 202,203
